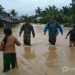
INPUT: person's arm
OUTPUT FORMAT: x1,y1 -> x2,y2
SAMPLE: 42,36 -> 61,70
15,37 -> 21,46
31,26 -> 35,38
65,30 -> 71,39
44,22 -> 49,35
57,22 -> 63,35
19,25 -> 24,36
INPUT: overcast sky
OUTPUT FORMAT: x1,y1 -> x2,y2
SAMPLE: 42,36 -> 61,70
0,0 -> 71,16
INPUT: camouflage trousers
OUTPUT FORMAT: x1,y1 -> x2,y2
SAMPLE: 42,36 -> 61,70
23,36 -> 31,45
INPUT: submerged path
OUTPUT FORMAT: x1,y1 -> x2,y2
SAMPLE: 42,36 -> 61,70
0,24 -> 75,75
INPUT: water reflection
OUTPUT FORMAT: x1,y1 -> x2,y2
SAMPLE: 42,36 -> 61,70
0,25 -> 75,75
69,47 -> 75,63
46,46 -> 57,67
23,47 -> 36,60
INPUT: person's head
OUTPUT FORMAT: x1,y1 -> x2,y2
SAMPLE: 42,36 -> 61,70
24,18 -> 31,25
50,16 -> 56,21
3,28 -> 12,49
4,27 -> 12,36
25,20 -> 30,24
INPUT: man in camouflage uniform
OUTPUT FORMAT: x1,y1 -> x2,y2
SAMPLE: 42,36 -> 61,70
19,21 -> 35,46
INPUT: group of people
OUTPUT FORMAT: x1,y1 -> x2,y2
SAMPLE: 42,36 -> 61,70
0,16 -> 75,72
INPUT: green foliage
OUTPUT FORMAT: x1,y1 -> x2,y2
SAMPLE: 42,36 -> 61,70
33,4 -> 75,26
35,7 -> 41,16
10,9 -> 17,17
15,1 -> 75,26
72,15 -> 75,23
20,15 -> 34,23
39,16 -> 50,24
56,15 -> 63,23
0,5 -> 4,12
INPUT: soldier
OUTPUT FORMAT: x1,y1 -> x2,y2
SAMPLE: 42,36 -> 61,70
19,20 -> 35,46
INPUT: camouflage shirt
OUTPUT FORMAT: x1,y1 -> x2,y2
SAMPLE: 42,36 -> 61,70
20,24 -> 35,40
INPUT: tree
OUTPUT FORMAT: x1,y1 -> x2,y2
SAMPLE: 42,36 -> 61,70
10,9 -> 17,18
62,6 -> 71,16
35,7 -> 41,16
20,14 -> 33,23
0,5 -> 4,13
72,0 -> 75,23
43,5 -> 59,16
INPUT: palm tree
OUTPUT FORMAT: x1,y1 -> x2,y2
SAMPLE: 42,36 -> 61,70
72,0 -> 75,14
45,7 -> 49,15
72,0 -> 75,23
0,5 -> 4,13
45,5 -> 59,16
62,6 -> 70,15
10,9 -> 17,18
35,7 -> 41,16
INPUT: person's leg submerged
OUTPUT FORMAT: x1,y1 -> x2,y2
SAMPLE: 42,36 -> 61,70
27,38 -> 31,45
49,36 -> 56,45
73,41 -> 75,46
3,54 -> 10,72
52,37 -> 56,45
49,36 -> 52,44
10,53 -> 16,69
24,37 -> 31,46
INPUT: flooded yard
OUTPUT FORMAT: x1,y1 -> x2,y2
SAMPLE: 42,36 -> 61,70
0,23 -> 75,75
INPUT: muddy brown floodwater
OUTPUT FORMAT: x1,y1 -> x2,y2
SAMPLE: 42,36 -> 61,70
0,23 -> 75,75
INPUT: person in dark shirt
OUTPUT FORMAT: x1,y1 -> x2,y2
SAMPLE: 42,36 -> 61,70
66,25 -> 75,47
19,20 -> 35,46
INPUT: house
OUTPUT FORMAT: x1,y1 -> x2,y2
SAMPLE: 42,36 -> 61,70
0,11 -> 19,27
0,11 -> 13,27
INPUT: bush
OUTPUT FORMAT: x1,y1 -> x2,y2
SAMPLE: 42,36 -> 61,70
56,15 -> 63,23
32,19 -> 38,23
39,16 -> 50,24
64,23 -> 72,27
72,15 -> 75,23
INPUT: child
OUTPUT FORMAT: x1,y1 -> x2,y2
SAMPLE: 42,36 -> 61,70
19,20 -> 35,46
66,25 -> 75,47
0,27 -> 21,72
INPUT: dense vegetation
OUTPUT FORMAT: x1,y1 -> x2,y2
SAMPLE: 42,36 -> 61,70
20,2 -> 75,27
0,0 -> 75,27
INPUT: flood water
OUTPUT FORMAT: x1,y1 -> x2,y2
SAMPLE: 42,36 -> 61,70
0,23 -> 75,75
